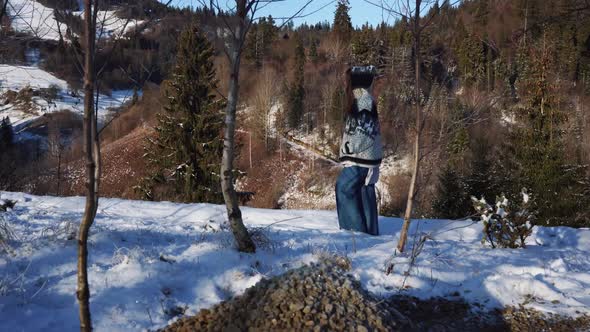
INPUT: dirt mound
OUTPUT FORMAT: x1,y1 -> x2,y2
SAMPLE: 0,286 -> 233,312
161,260 -> 408,332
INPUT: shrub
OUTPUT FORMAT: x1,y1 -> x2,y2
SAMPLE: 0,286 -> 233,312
0,203 -> 16,253
432,165 -> 470,219
472,189 -> 534,249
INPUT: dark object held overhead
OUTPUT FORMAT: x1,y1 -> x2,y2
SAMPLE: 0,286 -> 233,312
350,66 -> 377,88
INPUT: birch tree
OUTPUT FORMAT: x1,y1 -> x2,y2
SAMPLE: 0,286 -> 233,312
77,2 -> 99,330
203,0 -> 315,253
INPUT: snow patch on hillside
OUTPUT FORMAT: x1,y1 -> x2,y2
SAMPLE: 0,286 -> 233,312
0,65 -> 135,128
8,0 -> 63,41
7,0 -> 143,41
0,192 -> 589,331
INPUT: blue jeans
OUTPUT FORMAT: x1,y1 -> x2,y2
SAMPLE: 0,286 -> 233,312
335,166 -> 379,235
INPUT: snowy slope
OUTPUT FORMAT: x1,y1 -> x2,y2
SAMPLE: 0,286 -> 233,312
0,192 -> 589,331
0,65 -> 135,128
7,0 -> 63,41
7,0 -> 144,41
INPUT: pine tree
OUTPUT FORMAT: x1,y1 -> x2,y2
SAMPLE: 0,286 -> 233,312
0,117 -> 14,151
509,37 -> 589,227
0,117 -> 15,190
432,165 -> 471,219
433,114 -> 471,219
455,29 -> 486,87
245,15 -> 277,68
138,24 -> 224,204
333,0 -> 353,41
287,35 -> 306,129
309,39 -> 319,64
466,137 -> 500,202
351,24 -> 376,65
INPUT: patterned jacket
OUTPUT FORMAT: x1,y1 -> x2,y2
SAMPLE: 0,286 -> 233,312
339,88 -> 383,168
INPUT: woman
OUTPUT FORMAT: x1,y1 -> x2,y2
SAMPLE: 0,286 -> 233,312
336,66 -> 382,235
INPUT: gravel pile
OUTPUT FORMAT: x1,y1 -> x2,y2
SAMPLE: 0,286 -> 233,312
160,259 -> 407,332
161,259 -> 590,332
388,296 -> 590,332
500,306 -> 590,332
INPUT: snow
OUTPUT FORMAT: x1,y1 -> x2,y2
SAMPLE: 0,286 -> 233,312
93,10 -> 144,39
8,0 -> 63,41
0,65 -> 135,128
0,191 -> 589,331
7,0 -> 144,41
0,64 -> 69,91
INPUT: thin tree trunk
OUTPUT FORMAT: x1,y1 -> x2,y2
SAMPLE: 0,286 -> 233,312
523,0 -> 528,46
93,84 -> 101,220
397,0 -> 422,253
221,1 -> 256,253
77,1 -> 97,330
487,43 -> 492,91
57,151 -> 61,196
0,0 -> 8,23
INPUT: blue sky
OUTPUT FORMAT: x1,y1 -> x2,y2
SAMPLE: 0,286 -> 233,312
170,0 -> 403,27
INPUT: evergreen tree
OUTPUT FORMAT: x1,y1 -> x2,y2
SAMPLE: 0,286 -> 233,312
433,113 -> 471,219
0,117 -> 15,190
433,165 -> 471,219
455,29 -> 486,87
375,24 -> 389,70
309,39 -> 319,64
509,38 -> 589,227
351,24 -> 376,65
287,35 -> 306,129
466,137 -> 500,202
389,17 -> 413,49
245,15 -> 277,68
0,117 -> 14,151
138,24 -> 224,203
333,0 -> 353,41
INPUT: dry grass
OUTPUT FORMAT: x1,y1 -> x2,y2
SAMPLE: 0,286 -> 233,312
0,214 -> 15,253
100,83 -> 161,144
244,157 -> 288,209
381,174 -> 411,217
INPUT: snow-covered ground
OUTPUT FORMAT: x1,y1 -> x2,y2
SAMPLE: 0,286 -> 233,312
7,0 -> 143,41
0,65 -> 135,128
0,192 -> 589,331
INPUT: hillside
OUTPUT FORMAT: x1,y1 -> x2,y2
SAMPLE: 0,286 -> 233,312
0,192 -> 589,331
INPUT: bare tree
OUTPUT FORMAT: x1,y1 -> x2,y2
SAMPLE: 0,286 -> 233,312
251,67 -> 277,151
397,0 -> 424,254
204,0 -> 315,253
363,0 -> 457,254
47,120 -> 64,196
77,2 -> 99,330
